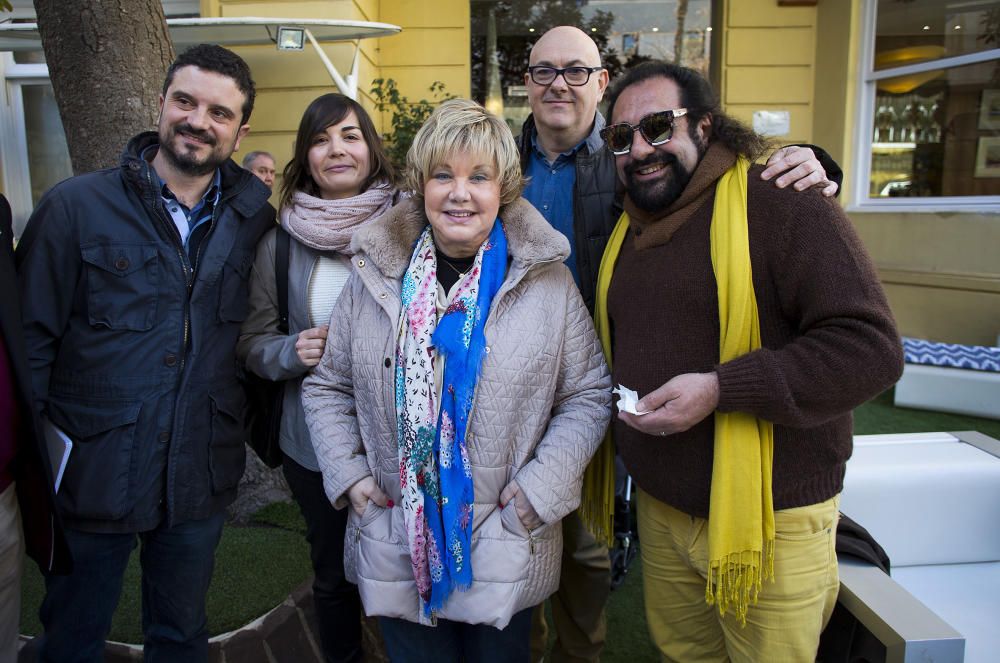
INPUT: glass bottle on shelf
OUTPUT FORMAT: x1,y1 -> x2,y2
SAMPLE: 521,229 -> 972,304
901,96 -> 919,143
875,101 -> 896,142
927,99 -> 942,143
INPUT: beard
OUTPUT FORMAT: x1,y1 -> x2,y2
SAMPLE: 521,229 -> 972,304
623,138 -> 709,213
158,122 -> 229,177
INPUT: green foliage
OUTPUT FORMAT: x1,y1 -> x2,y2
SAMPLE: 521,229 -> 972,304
370,78 -> 455,170
0,1 -> 13,12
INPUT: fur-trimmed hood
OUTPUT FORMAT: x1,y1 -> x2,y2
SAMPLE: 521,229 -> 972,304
350,197 -> 570,278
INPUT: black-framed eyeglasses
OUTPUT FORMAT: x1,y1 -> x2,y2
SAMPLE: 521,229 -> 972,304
527,65 -> 605,86
600,108 -> 688,155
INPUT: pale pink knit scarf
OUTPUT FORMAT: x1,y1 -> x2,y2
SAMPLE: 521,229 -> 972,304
280,183 -> 396,255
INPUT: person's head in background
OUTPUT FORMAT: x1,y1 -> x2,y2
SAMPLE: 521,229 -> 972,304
242,150 -> 276,190
243,150 -> 275,189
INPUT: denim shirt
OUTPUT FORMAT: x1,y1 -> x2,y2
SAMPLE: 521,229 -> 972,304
521,119 -> 608,290
142,145 -> 222,264
523,136 -> 581,286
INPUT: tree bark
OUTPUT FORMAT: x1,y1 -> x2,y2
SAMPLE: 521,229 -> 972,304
674,0 -> 688,65
34,0 -> 174,174
484,4 -> 504,117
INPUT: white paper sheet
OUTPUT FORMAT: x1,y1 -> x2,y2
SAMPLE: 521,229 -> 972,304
42,419 -> 73,493
613,384 -> 650,416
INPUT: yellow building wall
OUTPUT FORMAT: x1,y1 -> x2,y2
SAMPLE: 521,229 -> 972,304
202,0 -> 470,197
720,0 -> 817,145
720,0 -> 1000,346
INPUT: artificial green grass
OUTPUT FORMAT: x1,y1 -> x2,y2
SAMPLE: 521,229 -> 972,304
20,389 -> 998,654
19,505 -> 313,643
250,500 -> 307,535
853,388 -> 1000,438
605,563 -> 658,661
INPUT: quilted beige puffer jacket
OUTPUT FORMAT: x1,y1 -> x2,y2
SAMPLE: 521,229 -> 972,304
301,197 -> 611,629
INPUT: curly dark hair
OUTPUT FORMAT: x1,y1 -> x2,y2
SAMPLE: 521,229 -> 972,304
163,44 -> 256,125
279,93 -> 396,210
605,61 -> 771,161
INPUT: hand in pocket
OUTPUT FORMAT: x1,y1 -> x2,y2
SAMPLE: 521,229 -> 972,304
499,480 -> 543,531
347,476 -> 390,516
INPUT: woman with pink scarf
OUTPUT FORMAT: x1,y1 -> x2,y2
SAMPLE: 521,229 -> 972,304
237,93 -> 399,663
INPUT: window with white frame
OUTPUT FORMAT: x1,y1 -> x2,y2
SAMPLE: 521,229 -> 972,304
854,0 -> 1000,211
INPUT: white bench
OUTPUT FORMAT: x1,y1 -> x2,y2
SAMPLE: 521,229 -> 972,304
837,431 -> 1000,663
894,339 -> 1000,420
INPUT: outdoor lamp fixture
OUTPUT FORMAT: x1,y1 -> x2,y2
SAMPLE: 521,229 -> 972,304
276,26 -> 305,51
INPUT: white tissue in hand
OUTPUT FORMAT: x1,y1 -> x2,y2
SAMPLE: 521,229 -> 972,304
614,384 -> 649,416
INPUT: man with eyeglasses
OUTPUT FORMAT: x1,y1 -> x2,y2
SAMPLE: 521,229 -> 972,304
516,25 -> 842,663
600,61 -> 902,661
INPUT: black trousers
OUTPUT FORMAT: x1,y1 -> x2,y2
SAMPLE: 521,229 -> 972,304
283,454 -> 362,663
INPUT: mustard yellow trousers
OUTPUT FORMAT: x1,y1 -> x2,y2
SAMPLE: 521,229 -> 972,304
638,489 -> 840,663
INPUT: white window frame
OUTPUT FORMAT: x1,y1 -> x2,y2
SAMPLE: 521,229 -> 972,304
0,53 -> 55,233
849,0 -> 1000,213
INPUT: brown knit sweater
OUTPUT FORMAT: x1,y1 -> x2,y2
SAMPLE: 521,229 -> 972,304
608,143 -> 903,517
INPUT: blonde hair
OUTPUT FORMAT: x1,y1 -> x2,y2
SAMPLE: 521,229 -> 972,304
405,99 -> 525,209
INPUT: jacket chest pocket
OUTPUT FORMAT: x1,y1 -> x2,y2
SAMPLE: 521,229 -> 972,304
81,242 -> 159,331
217,248 -> 254,323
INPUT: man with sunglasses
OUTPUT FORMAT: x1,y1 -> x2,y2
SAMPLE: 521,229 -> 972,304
601,61 -> 902,661
517,26 -> 843,663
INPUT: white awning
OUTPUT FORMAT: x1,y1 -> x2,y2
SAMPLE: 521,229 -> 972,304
0,17 -> 402,99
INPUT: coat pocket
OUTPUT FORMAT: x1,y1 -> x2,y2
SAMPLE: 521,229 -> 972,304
208,385 -> 247,494
218,248 -> 254,323
472,504 -> 531,583
81,242 -> 159,331
46,397 -> 142,520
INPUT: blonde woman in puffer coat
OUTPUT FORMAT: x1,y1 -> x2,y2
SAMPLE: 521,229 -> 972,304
301,99 -> 611,662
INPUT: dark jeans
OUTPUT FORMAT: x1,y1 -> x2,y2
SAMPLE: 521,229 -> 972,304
38,512 -> 225,663
379,607 -> 533,663
283,453 -> 362,663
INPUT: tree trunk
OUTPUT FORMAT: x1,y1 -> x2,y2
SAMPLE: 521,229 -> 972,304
34,0 -> 174,174
674,0 -> 689,65
484,4 -> 504,117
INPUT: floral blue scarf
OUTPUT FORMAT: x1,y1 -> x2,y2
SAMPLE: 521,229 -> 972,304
395,219 -> 507,615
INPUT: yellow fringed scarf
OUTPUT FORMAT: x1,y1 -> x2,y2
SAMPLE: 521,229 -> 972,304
593,155 -> 775,625
580,210 -> 634,547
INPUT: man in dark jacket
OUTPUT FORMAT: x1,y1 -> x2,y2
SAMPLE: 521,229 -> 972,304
518,26 -> 844,663
2,193 -> 71,662
16,45 -> 274,662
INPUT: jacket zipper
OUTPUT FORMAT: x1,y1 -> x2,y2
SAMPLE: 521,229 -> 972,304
145,168 -> 194,372
143,167 -> 192,525
145,168 -> 248,376
140,163 -> 252,523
